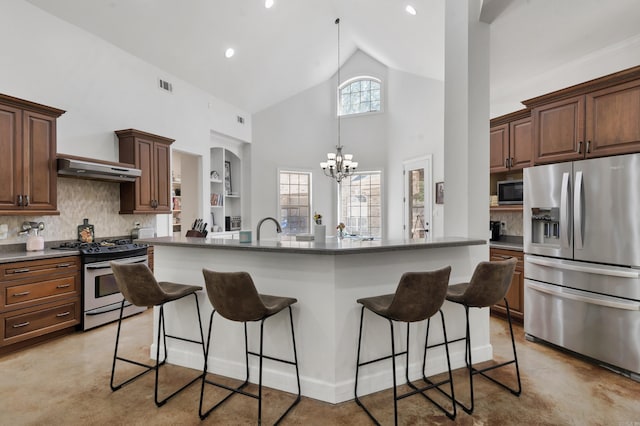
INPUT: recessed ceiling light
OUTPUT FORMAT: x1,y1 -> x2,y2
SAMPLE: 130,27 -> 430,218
265,0 -> 274,9
405,5 -> 417,15
225,48 -> 235,58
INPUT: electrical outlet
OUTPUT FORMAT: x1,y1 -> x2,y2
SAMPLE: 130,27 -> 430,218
0,224 -> 8,240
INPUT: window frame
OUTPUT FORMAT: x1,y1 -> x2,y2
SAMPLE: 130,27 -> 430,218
338,170 -> 383,238
277,168 -> 313,236
337,76 -> 383,117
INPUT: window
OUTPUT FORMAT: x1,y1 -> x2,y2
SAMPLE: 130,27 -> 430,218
338,77 -> 382,116
278,170 -> 311,235
339,172 -> 382,237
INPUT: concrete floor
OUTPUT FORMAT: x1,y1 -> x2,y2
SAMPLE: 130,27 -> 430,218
1,310 -> 639,425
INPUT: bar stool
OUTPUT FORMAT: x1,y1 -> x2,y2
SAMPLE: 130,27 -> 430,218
199,269 -> 301,424
354,266 -> 456,425
110,262 -> 205,407
431,257 -> 521,414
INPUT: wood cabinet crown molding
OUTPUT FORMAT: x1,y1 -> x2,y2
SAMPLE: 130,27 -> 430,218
0,93 -> 65,118
522,64 -> 640,108
490,108 -> 530,126
115,128 -> 175,145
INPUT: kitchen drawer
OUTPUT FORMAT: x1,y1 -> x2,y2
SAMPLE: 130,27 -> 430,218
2,274 -> 79,311
0,256 -> 80,282
1,299 -> 80,347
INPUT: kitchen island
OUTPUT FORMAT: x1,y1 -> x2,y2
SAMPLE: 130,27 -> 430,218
140,235 -> 488,403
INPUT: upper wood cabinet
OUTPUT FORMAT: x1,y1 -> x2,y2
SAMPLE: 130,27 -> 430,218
525,65 -> 640,164
116,129 -> 174,214
0,94 -> 65,215
490,109 -> 532,173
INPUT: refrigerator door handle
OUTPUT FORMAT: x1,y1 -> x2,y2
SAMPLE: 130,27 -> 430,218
526,255 -> 640,279
574,171 -> 584,249
560,172 -> 571,248
526,280 -> 640,311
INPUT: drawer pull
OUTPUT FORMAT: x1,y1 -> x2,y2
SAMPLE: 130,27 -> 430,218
13,268 -> 30,274
57,263 -> 72,268
56,312 -> 71,318
56,284 -> 71,289
13,322 -> 30,328
12,291 -> 31,297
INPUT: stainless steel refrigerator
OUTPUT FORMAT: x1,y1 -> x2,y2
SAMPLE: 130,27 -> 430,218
523,152 -> 640,380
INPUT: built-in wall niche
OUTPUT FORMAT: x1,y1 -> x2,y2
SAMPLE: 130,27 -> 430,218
171,150 -> 200,236
209,147 -> 241,234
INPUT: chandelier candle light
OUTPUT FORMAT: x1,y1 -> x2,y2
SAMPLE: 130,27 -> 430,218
320,18 -> 358,183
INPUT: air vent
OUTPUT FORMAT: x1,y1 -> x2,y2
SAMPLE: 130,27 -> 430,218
158,78 -> 173,93
237,115 -> 245,124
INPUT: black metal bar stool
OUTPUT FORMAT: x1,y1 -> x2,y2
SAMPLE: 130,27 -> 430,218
427,257 -> 521,414
199,269 -> 301,424
110,262 -> 205,407
354,266 -> 456,425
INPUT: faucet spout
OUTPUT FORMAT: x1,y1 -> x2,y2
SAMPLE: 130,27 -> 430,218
256,217 -> 282,241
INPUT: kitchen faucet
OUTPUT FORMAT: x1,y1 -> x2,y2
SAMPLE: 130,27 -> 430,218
256,217 -> 282,241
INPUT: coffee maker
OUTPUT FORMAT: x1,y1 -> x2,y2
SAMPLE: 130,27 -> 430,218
490,221 -> 501,241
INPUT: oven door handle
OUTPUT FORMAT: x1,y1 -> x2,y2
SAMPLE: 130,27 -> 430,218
527,280 -> 640,311
86,259 -> 146,270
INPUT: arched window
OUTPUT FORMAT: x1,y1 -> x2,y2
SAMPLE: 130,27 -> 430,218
338,76 -> 382,116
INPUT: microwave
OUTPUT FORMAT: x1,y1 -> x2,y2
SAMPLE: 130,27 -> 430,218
497,180 -> 523,205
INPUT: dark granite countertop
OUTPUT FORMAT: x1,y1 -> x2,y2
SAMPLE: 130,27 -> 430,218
0,247 -> 80,264
140,235 -> 486,255
489,235 -> 523,252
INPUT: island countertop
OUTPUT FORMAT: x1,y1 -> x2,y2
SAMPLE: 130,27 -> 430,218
138,235 -> 485,255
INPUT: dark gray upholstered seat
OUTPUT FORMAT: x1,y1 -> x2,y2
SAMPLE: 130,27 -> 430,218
202,270 -> 296,322
439,257 -> 521,414
112,262 -> 202,306
354,266 -> 456,424
199,269 -> 301,424
109,262 -> 204,407
445,258 -> 516,307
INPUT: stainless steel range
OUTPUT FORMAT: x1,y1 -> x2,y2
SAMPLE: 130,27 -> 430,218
55,239 -> 149,330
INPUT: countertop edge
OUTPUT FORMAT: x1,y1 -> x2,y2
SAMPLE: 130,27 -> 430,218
0,249 -> 81,264
139,236 -> 486,255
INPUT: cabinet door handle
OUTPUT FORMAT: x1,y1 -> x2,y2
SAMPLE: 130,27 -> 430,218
13,322 -> 30,328
56,312 -> 71,318
586,140 -> 591,153
17,194 -> 23,206
510,157 -> 514,168
24,195 -> 29,206
505,158 -> 509,168
12,291 -> 31,297
577,141 -> 583,154
13,268 -> 30,274
56,284 -> 71,289
57,263 -> 71,268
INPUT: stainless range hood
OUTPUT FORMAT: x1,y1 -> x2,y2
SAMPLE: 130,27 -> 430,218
57,155 -> 141,182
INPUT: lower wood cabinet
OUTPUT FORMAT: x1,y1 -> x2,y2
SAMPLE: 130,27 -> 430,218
0,256 -> 80,354
489,248 -> 524,323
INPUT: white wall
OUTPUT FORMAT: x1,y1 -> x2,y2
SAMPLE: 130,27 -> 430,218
387,70 -> 445,239
252,50 -> 446,240
0,0 -> 251,242
490,34 -> 640,118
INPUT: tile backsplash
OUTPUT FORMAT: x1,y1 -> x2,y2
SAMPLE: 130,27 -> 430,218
490,211 -> 523,237
0,177 -> 156,245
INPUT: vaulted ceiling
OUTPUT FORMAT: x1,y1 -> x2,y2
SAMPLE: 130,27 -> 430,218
26,0 -> 640,114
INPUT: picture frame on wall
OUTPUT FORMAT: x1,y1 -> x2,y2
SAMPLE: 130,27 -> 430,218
224,161 -> 232,195
435,181 -> 444,204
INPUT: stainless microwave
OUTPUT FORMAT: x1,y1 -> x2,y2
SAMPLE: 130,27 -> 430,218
497,179 -> 523,205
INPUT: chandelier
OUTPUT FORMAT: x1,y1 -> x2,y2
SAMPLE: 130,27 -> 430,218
320,18 -> 358,183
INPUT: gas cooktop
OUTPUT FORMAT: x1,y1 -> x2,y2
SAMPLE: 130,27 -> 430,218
54,239 -> 148,256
